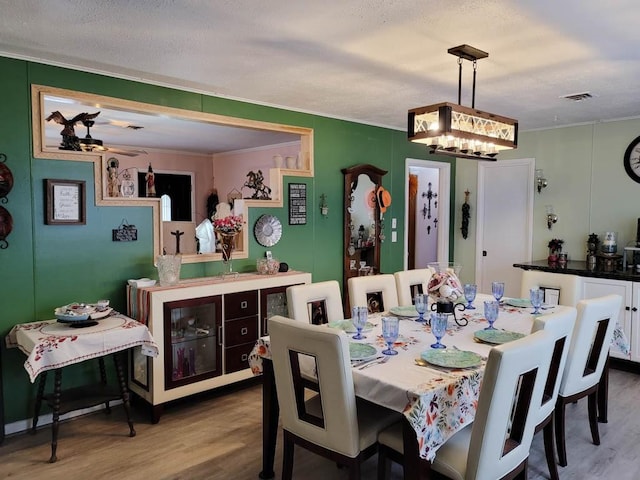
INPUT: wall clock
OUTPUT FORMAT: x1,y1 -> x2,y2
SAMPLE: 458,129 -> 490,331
623,135 -> 640,184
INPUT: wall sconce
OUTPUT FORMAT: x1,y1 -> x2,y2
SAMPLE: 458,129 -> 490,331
536,169 -> 548,193
546,205 -> 558,230
320,194 -> 328,217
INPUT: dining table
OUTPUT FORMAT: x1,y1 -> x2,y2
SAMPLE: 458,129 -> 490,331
248,294 -> 628,480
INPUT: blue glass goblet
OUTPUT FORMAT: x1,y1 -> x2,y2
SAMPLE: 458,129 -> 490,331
381,317 -> 399,355
491,282 -> 505,303
530,288 -> 544,315
430,313 -> 448,349
351,306 -> 367,340
463,283 -> 477,310
414,293 -> 427,323
483,300 -> 499,330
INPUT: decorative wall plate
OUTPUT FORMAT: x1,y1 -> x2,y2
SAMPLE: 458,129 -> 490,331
254,214 -> 282,247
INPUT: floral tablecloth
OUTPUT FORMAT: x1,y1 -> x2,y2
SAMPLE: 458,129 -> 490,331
6,313 -> 159,383
248,294 -> 629,461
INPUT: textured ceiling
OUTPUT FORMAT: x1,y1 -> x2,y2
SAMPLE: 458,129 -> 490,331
2,0 -> 640,151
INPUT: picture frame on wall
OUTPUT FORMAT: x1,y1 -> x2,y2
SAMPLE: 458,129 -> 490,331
45,178 -> 86,225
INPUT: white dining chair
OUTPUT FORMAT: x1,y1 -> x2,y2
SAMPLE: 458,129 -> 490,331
377,330 -> 555,480
529,307 -> 577,480
268,315 -> 399,480
286,280 -> 344,324
519,270 -> 583,306
393,268 -> 434,306
554,294 -> 622,467
348,274 -> 399,313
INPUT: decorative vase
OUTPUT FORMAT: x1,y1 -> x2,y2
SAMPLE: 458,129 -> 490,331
217,231 -> 239,277
156,254 -> 182,286
548,253 -> 558,267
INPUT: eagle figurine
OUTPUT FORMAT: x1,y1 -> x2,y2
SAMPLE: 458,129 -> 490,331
46,111 -> 101,151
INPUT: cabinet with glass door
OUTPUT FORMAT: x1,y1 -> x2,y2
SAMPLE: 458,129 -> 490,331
164,295 -> 222,389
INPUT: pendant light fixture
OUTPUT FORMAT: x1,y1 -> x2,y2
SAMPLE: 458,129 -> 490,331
408,44 -> 518,161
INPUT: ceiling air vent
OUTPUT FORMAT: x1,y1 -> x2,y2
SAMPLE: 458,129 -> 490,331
561,92 -> 593,102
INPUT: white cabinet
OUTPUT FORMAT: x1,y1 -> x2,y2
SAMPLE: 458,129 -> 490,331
582,277 -> 639,361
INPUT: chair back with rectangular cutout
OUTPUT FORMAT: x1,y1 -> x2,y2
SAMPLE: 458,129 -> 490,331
559,294 -> 622,398
466,330 -> 554,480
530,307 -> 577,424
347,274 -> 399,313
268,315 -> 361,458
286,281 -> 344,324
520,271 -> 583,306
393,268 -> 434,306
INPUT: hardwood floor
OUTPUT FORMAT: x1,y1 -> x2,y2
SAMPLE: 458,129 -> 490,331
1,369 -> 638,480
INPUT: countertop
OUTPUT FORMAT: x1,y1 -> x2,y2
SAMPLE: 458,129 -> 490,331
513,260 -> 640,282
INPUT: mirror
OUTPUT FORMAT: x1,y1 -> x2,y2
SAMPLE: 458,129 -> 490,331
342,164 -> 387,310
32,85 -> 314,264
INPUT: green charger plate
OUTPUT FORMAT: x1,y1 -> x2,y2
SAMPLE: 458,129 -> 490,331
474,329 -> 526,345
421,349 -> 482,369
328,320 -> 375,333
349,342 -> 377,361
389,306 -> 419,318
504,298 -> 532,308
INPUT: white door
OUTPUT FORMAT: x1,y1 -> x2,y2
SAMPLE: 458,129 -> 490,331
476,159 -> 534,297
404,159 -> 451,269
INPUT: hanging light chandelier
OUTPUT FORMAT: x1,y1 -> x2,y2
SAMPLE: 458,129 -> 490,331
408,44 -> 518,161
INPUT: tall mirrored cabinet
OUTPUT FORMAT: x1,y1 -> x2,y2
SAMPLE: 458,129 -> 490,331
342,164 -> 387,311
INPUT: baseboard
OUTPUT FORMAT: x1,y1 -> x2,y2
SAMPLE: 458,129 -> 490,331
3,400 -> 123,437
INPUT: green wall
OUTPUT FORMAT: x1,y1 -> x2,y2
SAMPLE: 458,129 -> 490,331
0,56 -> 449,425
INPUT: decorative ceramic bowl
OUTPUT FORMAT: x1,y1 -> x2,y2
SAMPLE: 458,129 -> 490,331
257,258 -> 280,275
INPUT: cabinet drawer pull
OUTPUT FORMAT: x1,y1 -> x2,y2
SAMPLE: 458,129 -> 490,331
241,327 -> 248,336
241,353 -> 248,362
218,326 -> 222,346
633,307 -> 638,312
241,300 -> 248,309
626,306 -> 631,311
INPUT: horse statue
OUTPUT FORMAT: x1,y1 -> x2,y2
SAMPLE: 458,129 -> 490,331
243,170 -> 272,200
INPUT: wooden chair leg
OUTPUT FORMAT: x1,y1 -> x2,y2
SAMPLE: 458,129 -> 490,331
377,446 -> 391,480
348,459 -> 361,480
588,391 -> 600,446
554,400 -> 568,467
543,419 -> 560,480
282,430 -> 295,480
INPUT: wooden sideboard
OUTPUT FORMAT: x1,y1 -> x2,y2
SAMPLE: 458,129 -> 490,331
127,271 -> 311,422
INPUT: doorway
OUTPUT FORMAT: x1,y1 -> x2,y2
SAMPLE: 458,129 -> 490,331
475,159 -> 535,297
404,159 -> 451,270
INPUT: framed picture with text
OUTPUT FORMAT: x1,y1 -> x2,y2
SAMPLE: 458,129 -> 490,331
45,179 -> 86,225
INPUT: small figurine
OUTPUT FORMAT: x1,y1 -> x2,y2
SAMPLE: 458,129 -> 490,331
145,164 -> 156,197
243,170 -> 271,200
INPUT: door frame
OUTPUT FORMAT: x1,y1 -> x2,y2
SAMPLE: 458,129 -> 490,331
475,158 -> 535,292
404,158 -> 451,269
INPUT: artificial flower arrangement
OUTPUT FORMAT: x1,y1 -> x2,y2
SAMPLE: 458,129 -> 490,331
547,238 -> 564,254
212,215 -> 244,234
427,270 -> 463,302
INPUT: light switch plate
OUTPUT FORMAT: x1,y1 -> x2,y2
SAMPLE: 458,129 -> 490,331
391,231 -> 397,242
391,218 -> 397,229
